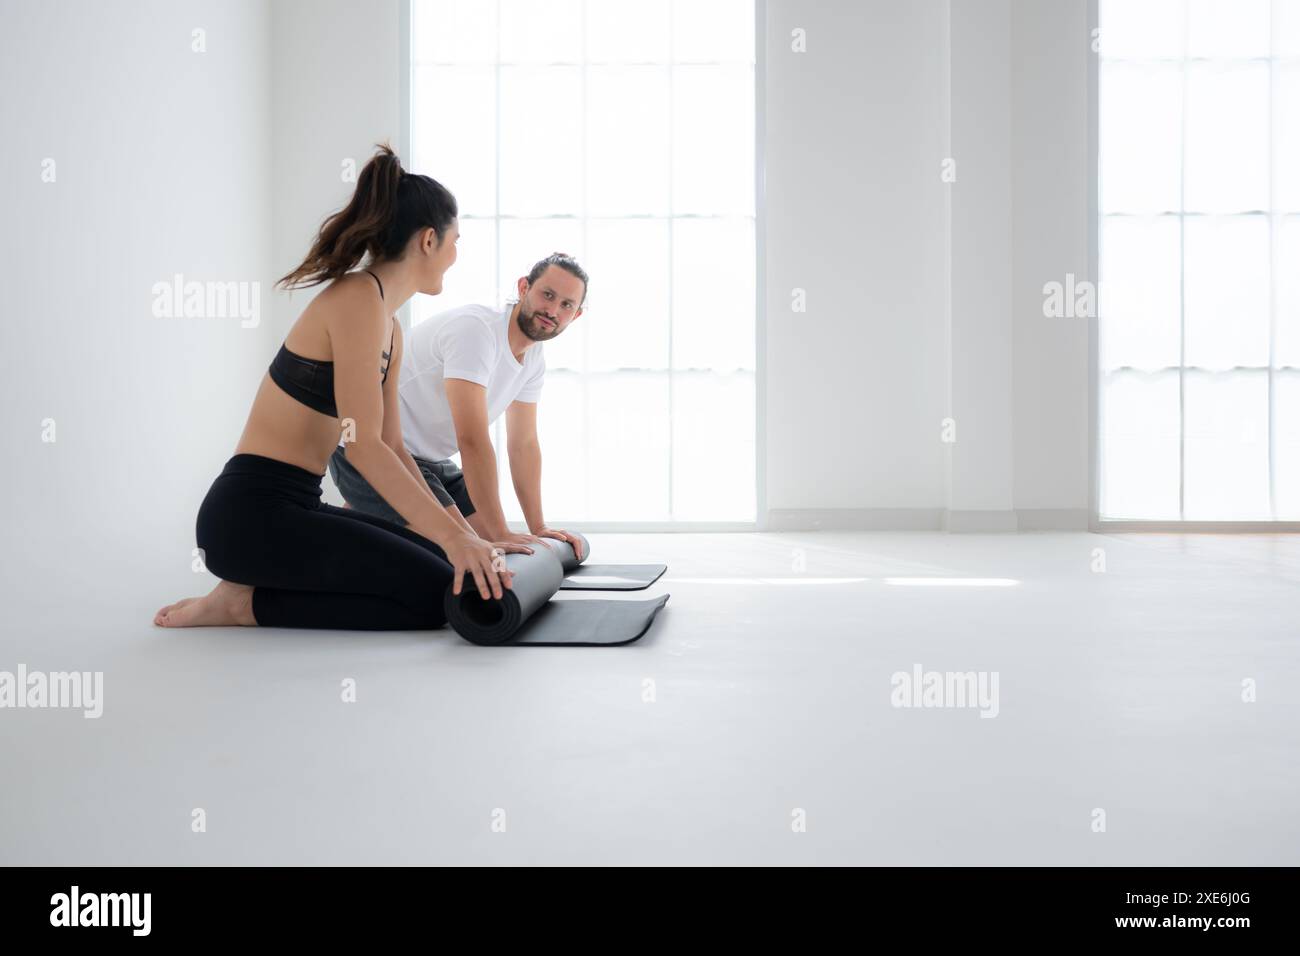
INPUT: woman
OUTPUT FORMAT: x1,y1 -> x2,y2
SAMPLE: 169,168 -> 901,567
155,145 -> 521,630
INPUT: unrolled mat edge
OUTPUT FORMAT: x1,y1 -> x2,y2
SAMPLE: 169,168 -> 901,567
442,532 -> 669,645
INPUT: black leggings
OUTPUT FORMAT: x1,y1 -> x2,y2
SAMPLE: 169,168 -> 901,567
196,453 -> 454,630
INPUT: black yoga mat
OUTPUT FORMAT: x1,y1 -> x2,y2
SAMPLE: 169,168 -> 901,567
560,563 -> 667,591
443,533 -> 669,646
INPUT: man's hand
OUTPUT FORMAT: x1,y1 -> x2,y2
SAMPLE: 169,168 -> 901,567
532,527 -> 584,561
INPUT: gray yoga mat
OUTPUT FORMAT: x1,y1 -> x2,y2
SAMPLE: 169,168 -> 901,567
560,563 -> 667,591
443,533 -> 669,646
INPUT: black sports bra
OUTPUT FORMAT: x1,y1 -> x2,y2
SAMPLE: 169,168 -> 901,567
268,269 -> 394,418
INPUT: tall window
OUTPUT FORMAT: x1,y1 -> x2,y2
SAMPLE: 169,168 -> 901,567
409,0 -> 756,525
1098,0 -> 1300,521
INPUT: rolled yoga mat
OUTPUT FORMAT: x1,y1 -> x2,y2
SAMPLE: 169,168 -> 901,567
443,533 -> 669,646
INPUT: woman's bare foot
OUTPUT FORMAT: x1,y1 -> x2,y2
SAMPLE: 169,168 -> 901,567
155,581 -> 257,627
153,596 -> 198,625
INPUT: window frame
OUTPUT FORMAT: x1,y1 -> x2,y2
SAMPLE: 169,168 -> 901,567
399,0 -> 766,531
1089,0 -> 1300,531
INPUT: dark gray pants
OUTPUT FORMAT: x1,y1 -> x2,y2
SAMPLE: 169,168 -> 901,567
328,445 -> 476,527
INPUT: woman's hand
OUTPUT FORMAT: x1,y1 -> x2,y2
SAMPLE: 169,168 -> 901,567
446,533 -> 515,600
491,539 -> 536,557
492,532 -> 550,555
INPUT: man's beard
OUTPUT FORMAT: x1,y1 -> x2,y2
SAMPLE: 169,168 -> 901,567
517,305 -> 560,342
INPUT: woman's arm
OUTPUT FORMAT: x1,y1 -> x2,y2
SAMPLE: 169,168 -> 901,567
328,283 -> 506,598
380,322 -> 478,537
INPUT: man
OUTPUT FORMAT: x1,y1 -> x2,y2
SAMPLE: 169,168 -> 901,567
329,252 -> 586,559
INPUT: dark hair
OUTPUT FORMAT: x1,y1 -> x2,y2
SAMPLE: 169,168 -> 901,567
278,144 -> 457,290
525,252 -> 589,305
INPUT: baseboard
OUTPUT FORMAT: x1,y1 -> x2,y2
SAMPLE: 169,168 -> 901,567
764,509 -> 945,531
528,521 -> 757,532
943,510 -> 1019,533
762,508 -> 1089,532
1015,508 -> 1090,531
1094,519 -> 1300,532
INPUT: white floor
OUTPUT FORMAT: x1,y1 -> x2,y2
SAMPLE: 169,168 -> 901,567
2,531 -> 1298,865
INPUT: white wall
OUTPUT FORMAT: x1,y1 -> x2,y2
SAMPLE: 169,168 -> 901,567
763,0 -> 1092,530
0,0 -> 273,589
1010,0 -> 1092,528
948,0 -> 1016,530
270,0 -> 402,342
763,0 -> 951,529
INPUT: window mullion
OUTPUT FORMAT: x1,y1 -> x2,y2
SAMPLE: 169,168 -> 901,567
1178,15 -> 1189,520
581,0 -> 591,524
667,0 -> 676,521
1268,0 -> 1279,519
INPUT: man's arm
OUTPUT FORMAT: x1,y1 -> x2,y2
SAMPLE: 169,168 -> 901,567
505,399 -> 584,560
504,399 -> 545,532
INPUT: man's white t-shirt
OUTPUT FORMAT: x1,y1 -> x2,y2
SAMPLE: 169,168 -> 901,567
397,303 -> 545,462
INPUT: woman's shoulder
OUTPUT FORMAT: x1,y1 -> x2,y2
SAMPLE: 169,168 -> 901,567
281,273 -> 385,353
303,273 -> 387,327
313,271 -> 383,307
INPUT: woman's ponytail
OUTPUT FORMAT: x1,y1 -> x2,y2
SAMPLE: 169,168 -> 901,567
277,144 -> 457,290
